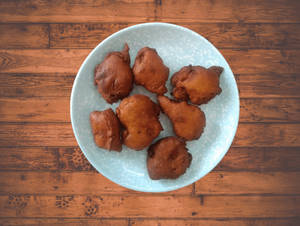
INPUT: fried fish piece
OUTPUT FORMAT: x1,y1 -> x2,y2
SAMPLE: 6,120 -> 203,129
116,94 -> 163,150
158,95 -> 205,141
90,109 -> 122,151
171,65 -> 223,105
133,47 -> 169,95
147,137 -> 192,180
94,43 -> 133,104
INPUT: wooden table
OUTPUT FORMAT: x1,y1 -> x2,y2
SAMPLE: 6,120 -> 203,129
0,0 -> 300,225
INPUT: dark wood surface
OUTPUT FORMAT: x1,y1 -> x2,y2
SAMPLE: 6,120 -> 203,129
0,0 -> 300,225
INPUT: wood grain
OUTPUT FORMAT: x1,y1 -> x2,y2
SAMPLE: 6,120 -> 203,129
0,49 -> 90,73
1,73 -> 299,98
0,49 -> 299,74
0,97 -> 70,122
0,147 -> 88,171
216,147 -> 300,172
235,74 -> 300,98
239,99 -> 300,123
0,218 -> 127,226
195,172 -> 300,195
233,123 -> 300,147
1,97 -> 299,123
0,24 -> 49,49
221,49 -> 300,74
0,73 -> 74,98
0,171 -> 298,195
0,0 -> 299,23
0,123 -> 299,147
0,195 -> 299,218
50,23 -> 300,49
0,171 -> 192,195
0,123 -> 76,147
130,219 -> 300,226
157,0 -> 300,23
1,147 -> 299,172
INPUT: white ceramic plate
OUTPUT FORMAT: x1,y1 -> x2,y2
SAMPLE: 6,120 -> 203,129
70,22 -> 239,192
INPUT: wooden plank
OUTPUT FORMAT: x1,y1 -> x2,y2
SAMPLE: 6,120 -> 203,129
0,123 -> 76,147
221,49 -> 300,74
0,49 -> 299,74
130,219 -> 300,226
216,147 -> 300,172
0,171 -> 192,195
0,97 -> 70,122
0,218 -> 127,226
239,99 -> 300,123
0,24 -> 49,49
195,172 -> 300,195
1,73 -> 299,99
236,74 -> 300,98
0,171 -> 298,195
0,195 -> 299,218
0,218 -> 299,226
0,147 -> 59,171
0,49 -> 90,73
0,0 -> 155,23
0,123 -> 299,147
50,23 -> 131,48
0,147 -> 89,171
50,23 -> 300,49
158,0 -> 300,23
233,123 -> 300,147
1,97 -> 299,123
0,73 -> 74,98
0,0 -> 299,23
1,147 -> 299,172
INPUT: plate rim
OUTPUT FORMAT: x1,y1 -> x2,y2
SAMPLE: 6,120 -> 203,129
70,22 -> 240,192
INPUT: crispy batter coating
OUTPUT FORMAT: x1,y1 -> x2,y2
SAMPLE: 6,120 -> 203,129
158,96 -> 206,141
90,109 -> 122,151
133,47 -> 169,95
147,137 -> 192,180
116,94 -> 163,150
94,43 -> 133,104
171,65 -> 223,105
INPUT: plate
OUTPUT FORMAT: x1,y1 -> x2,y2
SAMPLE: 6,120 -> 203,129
70,22 -> 239,192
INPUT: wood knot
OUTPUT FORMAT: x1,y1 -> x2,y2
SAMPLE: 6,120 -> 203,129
82,196 -> 99,216
71,147 -> 93,171
55,195 -> 74,208
7,194 -> 30,209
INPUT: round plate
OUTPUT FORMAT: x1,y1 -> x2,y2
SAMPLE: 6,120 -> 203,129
70,22 -> 239,192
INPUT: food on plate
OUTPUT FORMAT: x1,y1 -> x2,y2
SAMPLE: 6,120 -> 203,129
147,137 -> 192,180
133,47 -> 169,95
94,43 -> 133,104
90,109 -> 122,151
158,95 -> 205,141
171,65 -> 223,105
116,94 -> 163,150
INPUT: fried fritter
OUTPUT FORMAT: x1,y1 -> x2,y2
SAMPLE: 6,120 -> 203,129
171,65 -> 223,105
147,137 -> 192,180
116,94 -> 163,150
90,109 -> 122,151
133,47 -> 169,95
158,95 -> 205,141
94,43 -> 133,104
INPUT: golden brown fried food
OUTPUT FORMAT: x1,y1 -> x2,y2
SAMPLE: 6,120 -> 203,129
133,47 -> 169,95
116,94 -> 163,150
158,95 -> 205,141
171,65 -> 223,105
90,109 -> 122,151
94,43 -> 133,104
147,137 -> 192,180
